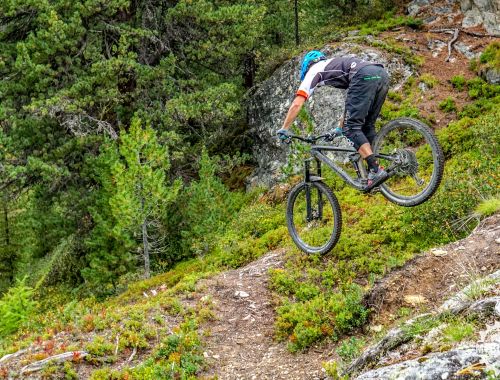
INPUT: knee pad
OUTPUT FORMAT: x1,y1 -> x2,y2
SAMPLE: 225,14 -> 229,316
364,128 -> 376,145
342,128 -> 369,150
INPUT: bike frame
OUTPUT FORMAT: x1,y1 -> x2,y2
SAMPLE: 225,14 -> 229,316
296,137 -> 397,192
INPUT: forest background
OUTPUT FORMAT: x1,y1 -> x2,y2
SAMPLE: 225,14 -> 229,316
0,0 -> 392,296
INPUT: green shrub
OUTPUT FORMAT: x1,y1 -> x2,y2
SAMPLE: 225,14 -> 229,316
336,337 -> 365,362
467,77 -> 500,99
438,97 -> 457,113
420,73 -> 438,89
86,336 -> 115,357
442,319 -> 475,343
0,277 -> 37,337
479,41 -> 499,66
450,75 -> 466,91
275,283 -> 368,352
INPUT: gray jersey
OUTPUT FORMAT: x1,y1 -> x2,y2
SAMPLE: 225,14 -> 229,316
296,57 -> 383,99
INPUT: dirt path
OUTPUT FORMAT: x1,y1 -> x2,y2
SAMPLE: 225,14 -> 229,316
190,250 -> 333,380
187,214 -> 499,379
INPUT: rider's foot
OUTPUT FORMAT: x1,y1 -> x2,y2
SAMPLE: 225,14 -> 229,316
367,167 -> 388,188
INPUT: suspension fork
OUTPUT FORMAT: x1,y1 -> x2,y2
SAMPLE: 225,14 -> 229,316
304,159 -> 312,222
304,158 -> 323,222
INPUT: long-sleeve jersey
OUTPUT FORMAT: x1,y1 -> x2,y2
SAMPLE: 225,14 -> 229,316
296,57 -> 384,100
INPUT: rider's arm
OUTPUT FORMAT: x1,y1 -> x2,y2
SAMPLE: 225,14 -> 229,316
280,95 -> 306,130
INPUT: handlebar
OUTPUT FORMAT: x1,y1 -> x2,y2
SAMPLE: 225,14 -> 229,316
283,133 -> 332,144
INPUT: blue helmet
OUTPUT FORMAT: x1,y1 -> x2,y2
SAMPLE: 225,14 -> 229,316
300,50 -> 326,80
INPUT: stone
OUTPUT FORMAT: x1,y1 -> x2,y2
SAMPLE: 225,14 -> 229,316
404,295 -> 428,306
407,0 -> 431,16
419,82 -> 430,92
462,8 -> 483,27
355,343 -> 500,379
454,42 -> 480,59
484,68 -> 500,84
234,290 -> 250,298
427,39 -> 447,58
433,6 -> 453,14
247,44 -> 413,187
431,248 -> 448,256
460,0 -> 500,36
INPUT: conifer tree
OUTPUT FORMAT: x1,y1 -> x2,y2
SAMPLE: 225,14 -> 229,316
84,119 -> 180,290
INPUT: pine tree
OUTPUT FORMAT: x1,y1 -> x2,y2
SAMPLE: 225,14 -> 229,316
84,119 -> 180,290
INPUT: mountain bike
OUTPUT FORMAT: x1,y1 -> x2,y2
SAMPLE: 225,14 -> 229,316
282,117 -> 444,255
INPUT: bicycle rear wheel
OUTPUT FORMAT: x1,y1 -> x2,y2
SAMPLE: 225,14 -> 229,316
373,117 -> 444,207
286,181 -> 342,255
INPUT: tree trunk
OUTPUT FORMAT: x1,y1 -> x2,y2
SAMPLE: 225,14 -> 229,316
142,218 -> 150,278
2,193 -> 13,282
141,194 -> 150,278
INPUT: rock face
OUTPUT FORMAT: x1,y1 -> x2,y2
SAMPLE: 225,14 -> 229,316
355,343 -> 500,380
247,44 -> 413,188
461,0 -> 500,36
407,0 -> 500,36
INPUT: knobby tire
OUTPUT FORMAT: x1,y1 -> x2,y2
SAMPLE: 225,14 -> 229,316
286,181 -> 342,255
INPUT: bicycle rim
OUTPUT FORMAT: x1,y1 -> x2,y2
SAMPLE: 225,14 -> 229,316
286,181 -> 341,255
374,118 -> 444,206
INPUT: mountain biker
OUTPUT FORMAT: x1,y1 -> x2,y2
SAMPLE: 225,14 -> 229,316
277,51 -> 390,187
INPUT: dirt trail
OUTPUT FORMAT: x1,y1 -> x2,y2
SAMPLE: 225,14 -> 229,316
190,250 -> 333,380
187,215 -> 499,379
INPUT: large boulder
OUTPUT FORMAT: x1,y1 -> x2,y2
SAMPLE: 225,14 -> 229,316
246,44 -> 413,188
461,0 -> 500,36
355,343 -> 500,380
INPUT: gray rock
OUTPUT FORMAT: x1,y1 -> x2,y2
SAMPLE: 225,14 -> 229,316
424,15 -> 439,23
419,82 -> 430,92
408,0 -> 431,16
439,270 -> 500,312
433,6 -> 454,13
246,44 -> 413,188
463,7 -> 485,27
355,343 -> 500,380
485,67 -> 500,84
461,0 -> 500,35
454,41 -> 480,59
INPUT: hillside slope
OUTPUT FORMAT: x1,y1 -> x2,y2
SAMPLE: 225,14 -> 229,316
0,3 -> 499,379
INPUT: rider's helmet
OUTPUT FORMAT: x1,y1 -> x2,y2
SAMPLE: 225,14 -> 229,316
300,50 -> 326,80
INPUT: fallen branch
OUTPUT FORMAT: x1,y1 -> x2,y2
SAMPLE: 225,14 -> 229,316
0,349 -> 28,365
446,28 -> 459,62
114,334 -> 120,356
20,351 -> 88,375
429,27 -> 491,37
127,347 -> 137,363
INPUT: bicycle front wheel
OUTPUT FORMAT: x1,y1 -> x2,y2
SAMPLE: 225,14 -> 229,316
286,181 -> 342,255
373,117 -> 444,207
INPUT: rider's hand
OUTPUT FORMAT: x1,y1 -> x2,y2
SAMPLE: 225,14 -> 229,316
276,128 -> 292,142
324,127 -> 343,142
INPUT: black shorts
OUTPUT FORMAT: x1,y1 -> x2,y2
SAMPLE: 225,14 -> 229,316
342,65 -> 390,150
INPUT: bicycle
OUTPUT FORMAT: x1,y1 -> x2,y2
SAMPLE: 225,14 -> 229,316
282,117 -> 444,255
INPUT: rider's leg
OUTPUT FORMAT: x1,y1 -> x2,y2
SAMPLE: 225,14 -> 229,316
343,66 -> 380,169
361,69 -> 390,173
